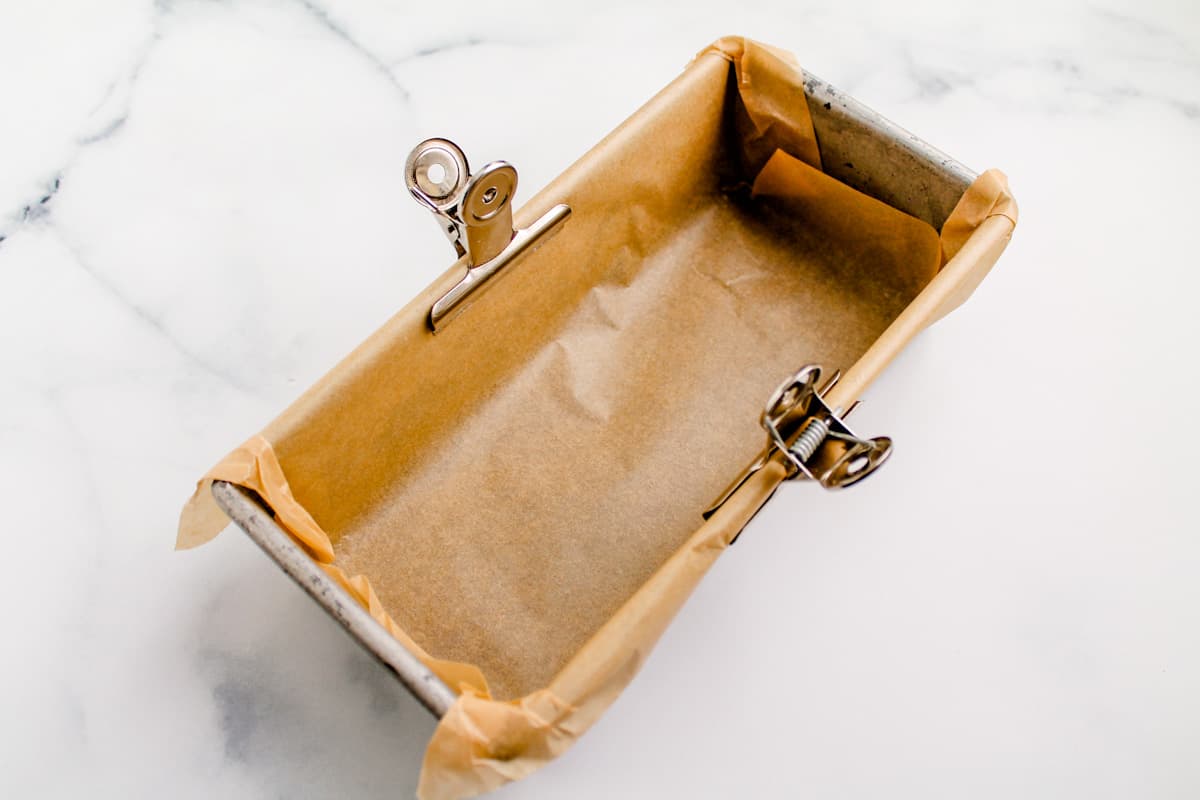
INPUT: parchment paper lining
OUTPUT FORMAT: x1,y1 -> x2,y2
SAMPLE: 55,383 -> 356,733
178,36 -> 1016,800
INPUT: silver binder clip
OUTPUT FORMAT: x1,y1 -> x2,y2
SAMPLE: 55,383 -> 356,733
704,365 -> 892,519
405,138 -> 571,331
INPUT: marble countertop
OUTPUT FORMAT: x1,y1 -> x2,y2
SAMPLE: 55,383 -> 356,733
2,1 -> 1198,797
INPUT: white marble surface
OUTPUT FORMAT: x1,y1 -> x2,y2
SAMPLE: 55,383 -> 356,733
2,0 -> 1198,797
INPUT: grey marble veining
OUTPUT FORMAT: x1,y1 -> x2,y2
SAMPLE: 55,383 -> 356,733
2,1 -> 1198,798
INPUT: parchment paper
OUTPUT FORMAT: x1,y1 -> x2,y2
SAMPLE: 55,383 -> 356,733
179,37 -> 1016,799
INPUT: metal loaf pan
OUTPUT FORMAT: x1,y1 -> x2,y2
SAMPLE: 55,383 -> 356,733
212,68 -> 976,718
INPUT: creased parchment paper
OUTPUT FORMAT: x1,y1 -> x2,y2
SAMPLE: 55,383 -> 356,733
179,37 -> 1016,799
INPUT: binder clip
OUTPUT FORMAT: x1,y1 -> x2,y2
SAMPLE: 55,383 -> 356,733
405,138 -> 571,330
705,365 -> 893,519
